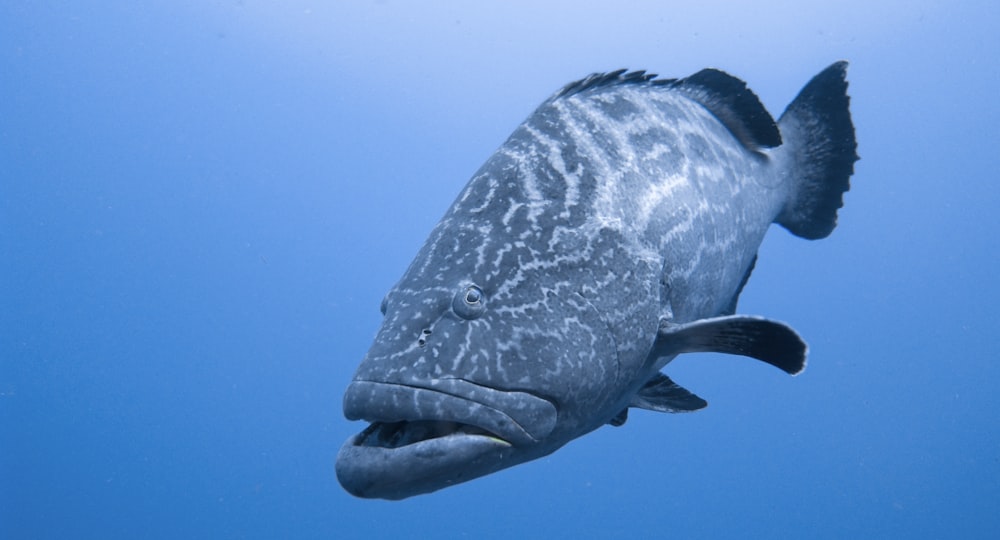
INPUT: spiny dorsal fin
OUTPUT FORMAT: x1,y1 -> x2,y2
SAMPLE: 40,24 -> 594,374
630,372 -> 708,413
548,69 -> 670,101
672,69 -> 782,151
548,67 -> 780,151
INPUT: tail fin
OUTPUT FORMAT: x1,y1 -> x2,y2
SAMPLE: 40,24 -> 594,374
775,61 -> 859,240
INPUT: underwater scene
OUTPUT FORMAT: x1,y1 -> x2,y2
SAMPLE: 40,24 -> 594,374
3,1 -> 998,538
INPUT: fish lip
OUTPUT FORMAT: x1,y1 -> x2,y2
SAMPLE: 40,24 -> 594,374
338,379 -> 557,499
342,378 -> 558,446
336,430 -> 513,500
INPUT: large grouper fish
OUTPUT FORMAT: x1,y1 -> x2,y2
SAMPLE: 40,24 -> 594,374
336,62 -> 858,499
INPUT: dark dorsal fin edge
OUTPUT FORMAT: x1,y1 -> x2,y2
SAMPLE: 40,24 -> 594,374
548,69 -> 672,101
671,69 -> 781,150
549,68 -> 781,152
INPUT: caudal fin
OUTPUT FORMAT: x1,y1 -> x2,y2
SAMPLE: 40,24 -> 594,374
775,61 -> 859,240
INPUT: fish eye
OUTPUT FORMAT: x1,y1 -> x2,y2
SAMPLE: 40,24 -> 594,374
453,285 -> 486,320
464,287 -> 482,305
380,294 -> 389,315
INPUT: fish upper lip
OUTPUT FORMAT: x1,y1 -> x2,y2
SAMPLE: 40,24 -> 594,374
342,378 -> 558,446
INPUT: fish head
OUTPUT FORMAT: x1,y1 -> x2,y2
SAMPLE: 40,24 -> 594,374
335,226 -> 646,499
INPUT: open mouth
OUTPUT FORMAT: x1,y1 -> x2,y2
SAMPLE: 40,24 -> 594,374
342,379 -> 558,447
337,379 -> 557,499
355,420 -> 510,449
336,421 -> 514,500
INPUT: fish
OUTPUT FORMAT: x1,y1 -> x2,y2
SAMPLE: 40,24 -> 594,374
336,62 -> 858,500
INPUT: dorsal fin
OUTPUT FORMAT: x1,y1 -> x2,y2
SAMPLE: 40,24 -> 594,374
671,69 -> 782,150
548,69 -> 671,101
549,67 -> 780,151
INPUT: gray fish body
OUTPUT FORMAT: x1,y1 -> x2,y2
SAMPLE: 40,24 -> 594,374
337,63 -> 858,499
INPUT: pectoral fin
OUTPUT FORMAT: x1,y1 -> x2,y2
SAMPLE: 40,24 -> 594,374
611,316 -> 804,426
652,315 -> 807,375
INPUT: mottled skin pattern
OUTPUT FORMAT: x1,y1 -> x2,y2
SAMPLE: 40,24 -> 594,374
337,64 -> 855,499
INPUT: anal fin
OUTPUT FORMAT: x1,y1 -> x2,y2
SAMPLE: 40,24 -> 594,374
608,408 -> 629,427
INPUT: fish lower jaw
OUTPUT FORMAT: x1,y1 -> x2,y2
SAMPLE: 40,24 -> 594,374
336,427 -> 517,499
354,420 -> 512,449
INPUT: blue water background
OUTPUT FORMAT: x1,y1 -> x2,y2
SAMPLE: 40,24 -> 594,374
3,1 -> 998,538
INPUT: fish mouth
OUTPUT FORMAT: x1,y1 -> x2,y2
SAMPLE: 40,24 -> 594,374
336,379 -> 558,499
352,419 -> 510,449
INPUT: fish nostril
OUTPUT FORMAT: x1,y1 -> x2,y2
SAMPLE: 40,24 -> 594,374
417,328 -> 432,347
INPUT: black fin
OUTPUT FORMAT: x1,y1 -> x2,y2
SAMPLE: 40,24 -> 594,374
653,315 -> 807,375
608,408 -> 629,427
775,61 -> 859,240
548,67 -> 781,153
629,372 -> 708,413
723,254 -> 757,316
548,69 -> 667,101
672,69 -> 782,150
